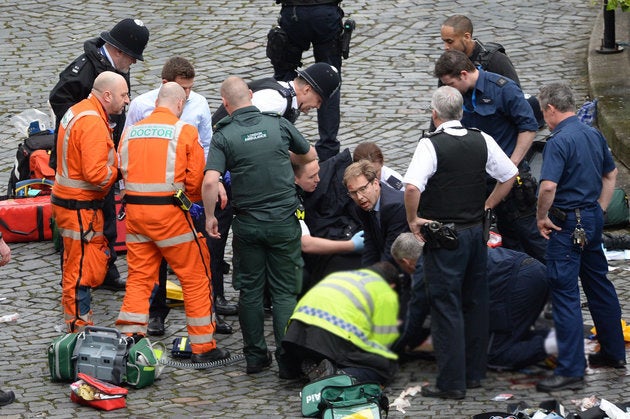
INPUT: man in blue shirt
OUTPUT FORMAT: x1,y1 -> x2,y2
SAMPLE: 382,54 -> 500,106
535,82 -> 626,392
434,50 -> 546,264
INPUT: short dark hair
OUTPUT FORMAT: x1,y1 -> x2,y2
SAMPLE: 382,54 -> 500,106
442,15 -> 473,35
434,50 -> 476,79
161,56 -> 195,81
366,261 -> 401,287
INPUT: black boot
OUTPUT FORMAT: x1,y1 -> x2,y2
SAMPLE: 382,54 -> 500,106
602,232 -> 630,250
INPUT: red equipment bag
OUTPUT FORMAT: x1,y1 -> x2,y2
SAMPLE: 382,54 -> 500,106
70,372 -> 128,411
0,195 -> 52,243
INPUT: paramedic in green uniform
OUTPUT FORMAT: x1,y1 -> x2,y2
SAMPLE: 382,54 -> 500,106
202,76 -> 317,378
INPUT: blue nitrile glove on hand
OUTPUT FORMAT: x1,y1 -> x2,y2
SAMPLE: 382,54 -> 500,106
189,203 -> 204,220
351,230 -> 365,252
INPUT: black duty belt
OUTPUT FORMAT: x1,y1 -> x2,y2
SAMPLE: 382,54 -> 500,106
123,195 -> 177,206
51,194 -> 104,210
549,203 -> 599,223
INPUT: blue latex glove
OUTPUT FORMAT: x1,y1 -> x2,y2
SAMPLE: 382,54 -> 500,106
351,230 -> 365,252
189,203 -> 204,220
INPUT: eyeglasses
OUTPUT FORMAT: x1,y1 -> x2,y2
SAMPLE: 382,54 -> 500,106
347,180 -> 372,198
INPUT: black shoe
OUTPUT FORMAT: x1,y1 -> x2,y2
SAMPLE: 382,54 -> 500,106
215,295 -> 238,316
147,317 -> 165,336
536,375 -> 584,392
466,380 -> 481,389
0,389 -> 15,406
215,315 -> 233,334
421,385 -> 465,400
246,351 -> 273,374
588,352 -> 627,369
304,358 -> 336,382
278,365 -> 301,380
191,347 -> 231,363
98,266 -> 126,291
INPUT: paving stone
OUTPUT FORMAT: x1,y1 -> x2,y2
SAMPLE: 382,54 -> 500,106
0,1 -> 629,417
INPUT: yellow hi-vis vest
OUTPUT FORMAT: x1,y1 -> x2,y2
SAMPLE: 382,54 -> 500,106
290,269 -> 399,360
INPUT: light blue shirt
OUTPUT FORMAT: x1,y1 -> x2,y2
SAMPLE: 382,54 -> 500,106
125,85 -> 213,158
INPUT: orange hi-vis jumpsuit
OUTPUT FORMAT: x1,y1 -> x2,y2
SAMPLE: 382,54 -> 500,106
115,106 -> 217,354
51,94 -> 119,333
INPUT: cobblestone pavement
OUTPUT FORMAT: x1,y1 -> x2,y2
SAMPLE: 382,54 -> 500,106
0,1 -> 629,418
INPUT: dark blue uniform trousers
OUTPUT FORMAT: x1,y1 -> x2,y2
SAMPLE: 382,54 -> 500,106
547,205 -> 625,377
425,225 -> 488,392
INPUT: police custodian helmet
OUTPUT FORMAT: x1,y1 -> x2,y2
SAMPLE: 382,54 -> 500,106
101,18 -> 150,61
296,63 -> 341,103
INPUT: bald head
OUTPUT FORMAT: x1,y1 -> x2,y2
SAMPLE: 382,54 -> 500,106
156,81 -> 186,117
92,71 -> 129,115
220,76 -> 252,114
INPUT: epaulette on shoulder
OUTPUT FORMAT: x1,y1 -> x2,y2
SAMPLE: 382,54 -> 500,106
423,128 -> 444,138
261,111 -> 282,118
70,55 -> 89,75
495,77 -> 508,87
467,127 -> 482,132
213,115 -> 233,131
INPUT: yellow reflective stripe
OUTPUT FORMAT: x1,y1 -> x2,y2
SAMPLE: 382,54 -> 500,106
55,174 -> 101,191
188,333 -> 214,345
155,232 -> 195,248
58,228 -> 104,241
373,325 -> 399,335
126,233 -> 152,244
125,182 -> 183,193
59,110 -> 100,182
118,324 -> 145,335
187,314 -> 212,327
118,312 -> 148,323
120,120 -> 186,194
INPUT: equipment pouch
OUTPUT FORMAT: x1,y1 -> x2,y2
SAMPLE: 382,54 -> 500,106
421,221 -> 459,250
266,25 -> 289,67
511,171 -> 538,213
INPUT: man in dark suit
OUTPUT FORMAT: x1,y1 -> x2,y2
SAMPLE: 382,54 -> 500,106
343,159 -> 409,266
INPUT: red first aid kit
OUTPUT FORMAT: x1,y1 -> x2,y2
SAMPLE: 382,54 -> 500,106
0,195 -> 52,243
70,372 -> 128,411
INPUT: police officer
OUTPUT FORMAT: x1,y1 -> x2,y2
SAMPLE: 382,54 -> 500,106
403,86 -> 517,399
439,14 -> 544,128
282,262 -> 400,385
49,18 -> 150,291
202,76 -> 317,377
269,0 -> 345,162
434,50 -> 546,264
535,82 -> 626,392
211,62 -> 341,127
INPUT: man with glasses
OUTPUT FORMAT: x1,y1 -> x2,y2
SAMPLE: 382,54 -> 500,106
343,159 -> 408,266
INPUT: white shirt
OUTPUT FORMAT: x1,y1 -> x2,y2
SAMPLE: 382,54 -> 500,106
125,86 -> 213,158
251,81 -> 298,115
403,120 -> 517,191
